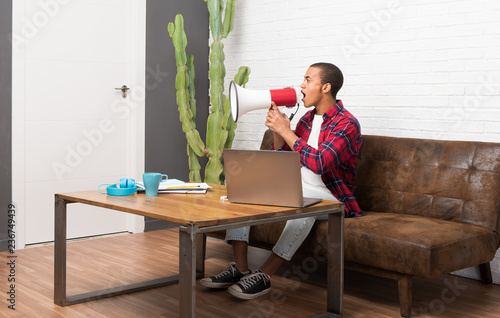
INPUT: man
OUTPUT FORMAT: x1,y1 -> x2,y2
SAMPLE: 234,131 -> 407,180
200,62 -> 363,300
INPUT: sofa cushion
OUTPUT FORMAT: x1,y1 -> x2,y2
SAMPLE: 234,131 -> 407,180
306,212 -> 499,278
353,135 -> 500,232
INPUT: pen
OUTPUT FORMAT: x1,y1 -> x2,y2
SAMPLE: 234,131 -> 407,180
166,185 -> 201,189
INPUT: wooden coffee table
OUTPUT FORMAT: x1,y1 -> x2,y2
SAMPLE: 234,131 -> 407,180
54,184 -> 344,317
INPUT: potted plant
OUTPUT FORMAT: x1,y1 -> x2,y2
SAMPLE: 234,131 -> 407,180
168,0 -> 251,184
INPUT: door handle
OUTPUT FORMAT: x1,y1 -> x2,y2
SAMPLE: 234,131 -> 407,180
115,85 -> 130,98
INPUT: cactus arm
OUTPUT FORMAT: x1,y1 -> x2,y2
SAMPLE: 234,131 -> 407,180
204,40 -> 226,183
176,67 -> 205,156
185,54 -> 202,181
187,55 -> 197,122
234,65 -> 251,85
205,0 -> 223,40
204,112 -> 225,183
204,0 -> 229,184
169,15 -> 205,159
188,143 -> 202,182
208,41 -> 225,115
221,0 -> 235,39
167,15 -> 187,66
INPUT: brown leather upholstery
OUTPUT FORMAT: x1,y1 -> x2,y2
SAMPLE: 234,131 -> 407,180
210,211 -> 499,279
208,133 -> 500,317
354,136 -> 500,231
348,135 -> 500,277
260,129 -> 274,151
316,212 -> 497,278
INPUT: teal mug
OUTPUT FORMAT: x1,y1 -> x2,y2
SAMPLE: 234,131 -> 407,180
143,173 -> 168,196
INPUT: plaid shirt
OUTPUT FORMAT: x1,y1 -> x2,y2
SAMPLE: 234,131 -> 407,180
279,100 -> 363,218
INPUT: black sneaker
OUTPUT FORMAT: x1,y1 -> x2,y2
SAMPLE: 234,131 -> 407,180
200,262 -> 250,289
228,269 -> 271,300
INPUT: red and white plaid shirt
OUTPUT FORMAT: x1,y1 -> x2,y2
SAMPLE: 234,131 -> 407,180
278,100 -> 363,218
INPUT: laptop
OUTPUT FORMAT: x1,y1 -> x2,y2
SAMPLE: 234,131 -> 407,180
223,149 -> 322,208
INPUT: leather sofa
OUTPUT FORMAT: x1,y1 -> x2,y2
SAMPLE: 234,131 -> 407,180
209,132 -> 500,317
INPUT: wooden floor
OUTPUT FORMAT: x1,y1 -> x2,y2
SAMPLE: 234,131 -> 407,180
1,228 -> 499,318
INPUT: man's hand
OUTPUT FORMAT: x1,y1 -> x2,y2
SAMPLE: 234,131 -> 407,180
265,102 -> 299,149
265,102 -> 291,134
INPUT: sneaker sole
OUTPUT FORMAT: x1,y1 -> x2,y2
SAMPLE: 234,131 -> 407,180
227,285 -> 271,300
199,279 -> 234,289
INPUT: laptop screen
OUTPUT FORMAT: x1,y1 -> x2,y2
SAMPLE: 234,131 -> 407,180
223,149 -> 321,207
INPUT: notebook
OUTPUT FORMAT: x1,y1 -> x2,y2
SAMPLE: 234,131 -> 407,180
223,149 -> 322,208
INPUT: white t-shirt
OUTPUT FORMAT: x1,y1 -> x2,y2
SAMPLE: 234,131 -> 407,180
301,115 -> 334,200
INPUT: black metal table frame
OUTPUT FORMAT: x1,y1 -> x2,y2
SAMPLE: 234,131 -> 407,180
54,195 -> 344,318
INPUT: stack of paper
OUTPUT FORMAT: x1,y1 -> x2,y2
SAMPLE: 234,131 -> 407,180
136,179 -> 211,194
158,182 -> 211,194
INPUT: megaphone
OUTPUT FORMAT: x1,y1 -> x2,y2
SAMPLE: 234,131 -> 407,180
229,80 -> 302,122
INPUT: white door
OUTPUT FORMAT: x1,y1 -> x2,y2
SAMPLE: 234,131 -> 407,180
12,0 -> 146,247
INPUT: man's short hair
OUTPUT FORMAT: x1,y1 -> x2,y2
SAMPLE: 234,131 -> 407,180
310,62 -> 344,98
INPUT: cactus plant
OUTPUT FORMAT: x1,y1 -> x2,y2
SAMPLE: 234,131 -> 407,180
168,0 -> 250,184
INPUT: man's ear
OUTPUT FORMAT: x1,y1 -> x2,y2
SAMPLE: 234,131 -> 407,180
322,83 -> 331,94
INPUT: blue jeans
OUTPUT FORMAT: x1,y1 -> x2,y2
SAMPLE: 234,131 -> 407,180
225,188 -> 336,261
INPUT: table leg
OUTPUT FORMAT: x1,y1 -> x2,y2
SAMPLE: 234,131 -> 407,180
54,196 -> 181,307
54,196 -> 67,306
327,211 -> 344,317
179,225 -> 197,318
310,209 -> 344,318
196,233 -> 206,277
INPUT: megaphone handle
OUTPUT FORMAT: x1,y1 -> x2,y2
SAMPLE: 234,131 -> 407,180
289,104 -> 299,121
269,104 -> 298,121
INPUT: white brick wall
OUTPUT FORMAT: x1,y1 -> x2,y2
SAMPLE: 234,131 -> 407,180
221,0 -> 500,283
